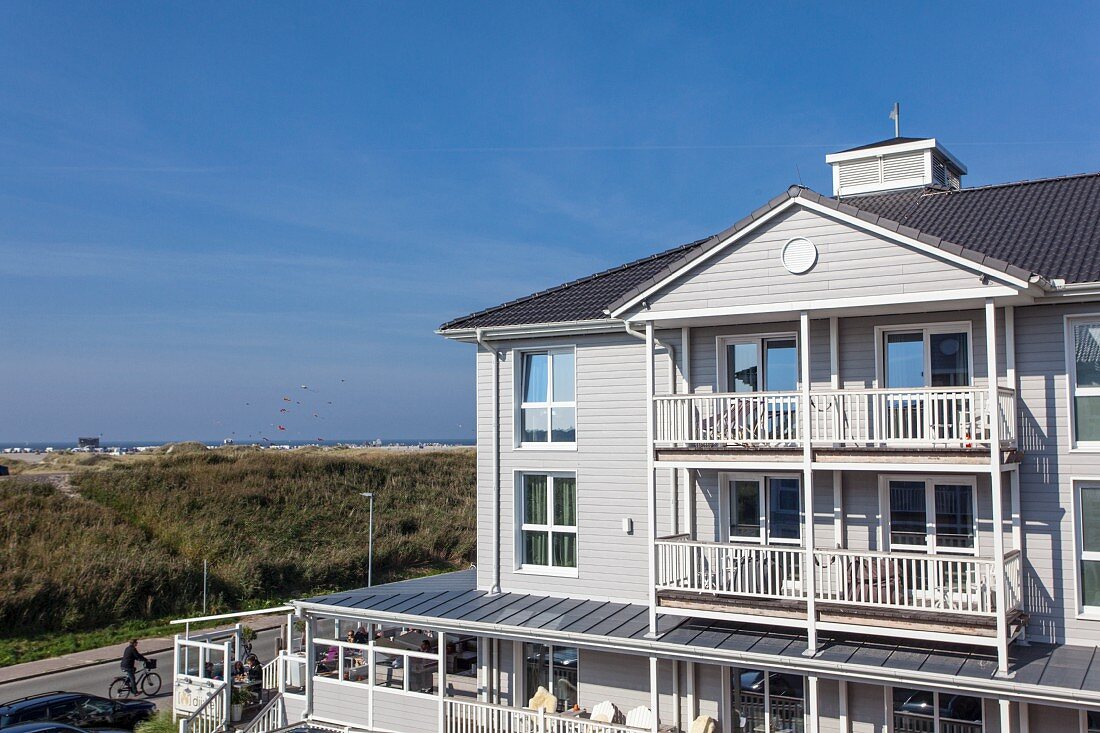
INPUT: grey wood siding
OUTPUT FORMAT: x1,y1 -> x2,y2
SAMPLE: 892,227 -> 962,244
643,206 -> 1001,315
371,689 -> 437,733
476,332 -> 661,601
577,649 -> 651,715
847,681 -> 886,733
311,679 -> 369,728
283,694 -> 306,725
1014,301 -> 1100,645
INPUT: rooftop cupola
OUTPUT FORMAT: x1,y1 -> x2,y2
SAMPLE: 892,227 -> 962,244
825,137 -> 967,197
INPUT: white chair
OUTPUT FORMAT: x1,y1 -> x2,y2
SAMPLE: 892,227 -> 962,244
591,701 -> 622,724
689,716 -> 717,733
528,686 -> 558,714
625,706 -> 655,730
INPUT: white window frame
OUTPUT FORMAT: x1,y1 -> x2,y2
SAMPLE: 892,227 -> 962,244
729,666 -> 807,733
1066,315 -> 1100,451
874,321 -> 975,388
886,686 -> 985,733
515,471 -> 579,577
517,642 -> 579,711
716,331 -> 800,393
878,475 -> 979,556
1072,478 -> 1100,618
720,472 -> 803,546
311,635 -> 439,697
515,346 -> 577,450
1081,707 -> 1100,733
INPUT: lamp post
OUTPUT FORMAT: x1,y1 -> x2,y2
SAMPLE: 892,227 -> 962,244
360,492 -> 374,586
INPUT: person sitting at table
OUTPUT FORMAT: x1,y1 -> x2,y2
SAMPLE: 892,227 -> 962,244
345,630 -> 356,644
353,626 -> 369,644
232,660 -> 246,678
247,657 -> 262,682
203,662 -> 215,679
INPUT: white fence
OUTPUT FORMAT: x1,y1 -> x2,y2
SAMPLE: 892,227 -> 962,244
177,681 -> 226,733
656,539 -> 1023,618
653,387 -> 1016,448
238,695 -> 286,733
445,698 -> 640,733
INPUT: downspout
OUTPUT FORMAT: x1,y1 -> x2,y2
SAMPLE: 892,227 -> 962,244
476,328 -> 503,595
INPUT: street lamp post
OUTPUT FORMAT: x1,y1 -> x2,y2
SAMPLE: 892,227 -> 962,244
360,492 -> 374,586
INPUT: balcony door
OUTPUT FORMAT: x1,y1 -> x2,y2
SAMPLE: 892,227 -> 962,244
719,335 -> 798,393
725,475 -> 802,545
879,324 -> 972,441
882,477 -> 977,554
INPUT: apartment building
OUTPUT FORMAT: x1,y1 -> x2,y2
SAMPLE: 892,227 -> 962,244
174,136 -> 1100,733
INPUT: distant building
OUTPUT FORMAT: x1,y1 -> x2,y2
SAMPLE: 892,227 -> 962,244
77,437 -> 100,449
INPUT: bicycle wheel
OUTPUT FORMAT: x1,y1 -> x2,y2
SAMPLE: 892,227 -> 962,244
141,672 -> 163,696
108,678 -> 132,700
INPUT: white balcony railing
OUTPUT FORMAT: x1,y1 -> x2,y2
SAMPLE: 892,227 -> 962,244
444,698 -> 639,733
653,387 -> 1016,449
655,539 -> 1023,619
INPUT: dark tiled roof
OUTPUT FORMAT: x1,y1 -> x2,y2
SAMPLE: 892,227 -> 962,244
437,236 -> 711,331
298,573 -> 1100,701
846,172 -> 1100,284
835,136 -> 931,153
440,172 -> 1100,332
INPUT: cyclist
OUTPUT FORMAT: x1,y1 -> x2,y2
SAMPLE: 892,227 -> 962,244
120,639 -> 148,694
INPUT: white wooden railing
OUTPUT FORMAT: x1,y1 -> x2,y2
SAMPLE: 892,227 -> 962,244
653,392 -> 801,446
261,658 -> 279,691
178,682 -> 226,733
445,698 -> 639,733
238,695 -> 286,733
656,539 -> 1023,618
656,539 -> 805,600
653,387 -> 1016,448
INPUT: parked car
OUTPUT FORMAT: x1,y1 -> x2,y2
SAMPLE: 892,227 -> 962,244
2,723 -> 129,733
0,693 -> 155,730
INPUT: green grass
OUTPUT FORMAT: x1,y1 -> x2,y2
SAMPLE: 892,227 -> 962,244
135,710 -> 177,733
0,448 -> 476,667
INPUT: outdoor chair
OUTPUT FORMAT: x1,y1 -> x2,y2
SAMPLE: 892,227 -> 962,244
527,686 -> 558,714
624,706 -> 655,730
689,715 -> 717,733
591,701 -> 623,724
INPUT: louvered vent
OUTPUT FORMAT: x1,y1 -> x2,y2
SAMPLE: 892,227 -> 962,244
837,159 -> 880,187
932,158 -> 948,186
882,152 -> 924,181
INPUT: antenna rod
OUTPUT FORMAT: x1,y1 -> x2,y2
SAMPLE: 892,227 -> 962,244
890,102 -> 901,138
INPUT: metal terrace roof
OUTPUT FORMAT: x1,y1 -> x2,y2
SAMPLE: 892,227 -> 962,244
440,172 -> 1100,332
298,571 -> 1100,704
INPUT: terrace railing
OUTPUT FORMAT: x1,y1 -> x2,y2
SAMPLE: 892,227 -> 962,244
444,698 -> 639,733
238,695 -> 286,733
177,681 -> 226,733
653,386 -> 1016,449
656,539 -> 1023,619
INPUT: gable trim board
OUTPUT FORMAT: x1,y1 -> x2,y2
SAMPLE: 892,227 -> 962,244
608,188 -> 1038,321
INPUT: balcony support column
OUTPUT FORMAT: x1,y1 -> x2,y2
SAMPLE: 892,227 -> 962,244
649,656 -> 659,733
646,321 -> 659,637
807,675 -> 820,733
681,326 -> 692,538
800,310 -> 818,655
986,298 -> 1010,676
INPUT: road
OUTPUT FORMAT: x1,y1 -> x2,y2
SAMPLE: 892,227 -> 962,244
0,627 -> 286,711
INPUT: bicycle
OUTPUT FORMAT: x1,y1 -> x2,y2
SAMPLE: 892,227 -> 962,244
109,659 -> 162,699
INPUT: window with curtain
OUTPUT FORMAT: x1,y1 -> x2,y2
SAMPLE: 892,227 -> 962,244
1079,485 -> 1100,610
519,349 -> 576,445
1072,322 -> 1100,445
519,474 -> 577,571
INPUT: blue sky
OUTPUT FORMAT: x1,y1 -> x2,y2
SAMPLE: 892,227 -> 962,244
1,2 -> 1098,443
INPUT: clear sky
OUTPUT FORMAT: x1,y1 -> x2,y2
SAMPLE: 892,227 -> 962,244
2,2 -> 1098,443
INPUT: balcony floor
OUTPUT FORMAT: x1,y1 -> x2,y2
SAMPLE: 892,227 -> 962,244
657,590 -> 1028,639
655,446 -> 1022,466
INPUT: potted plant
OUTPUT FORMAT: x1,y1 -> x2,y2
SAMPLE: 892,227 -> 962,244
230,688 -> 252,722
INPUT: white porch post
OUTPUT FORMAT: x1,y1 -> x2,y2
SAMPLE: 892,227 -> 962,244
649,656 -> 659,733
1020,701 -> 1030,733
646,321 -> 659,636
303,616 -> 314,717
438,631 -> 447,733
837,679 -> 849,733
682,326 -> 693,538
986,299 -> 1010,675
686,662 -> 697,723
833,471 -> 844,549
807,676 -> 820,733
800,310 -> 817,655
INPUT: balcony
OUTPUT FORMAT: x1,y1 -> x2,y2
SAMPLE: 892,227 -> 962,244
652,386 -> 1017,455
654,538 -> 1024,637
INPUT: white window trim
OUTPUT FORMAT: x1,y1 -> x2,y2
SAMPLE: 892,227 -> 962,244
1065,315 -> 1100,452
873,321 -> 975,389
518,642 -> 579,709
515,345 -> 577,450
719,472 -> 803,546
514,471 -> 579,578
1081,707 -> 1100,733
1071,477 -> 1100,618
885,685 -> 986,733
311,636 -> 438,696
877,475 -> 980,556
716,331 -> 800,393
729,666 -> 808,733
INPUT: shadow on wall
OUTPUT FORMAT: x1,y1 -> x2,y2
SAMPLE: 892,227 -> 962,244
1017,372 -> 1064,643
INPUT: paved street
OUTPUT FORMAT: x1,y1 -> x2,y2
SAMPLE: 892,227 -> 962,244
0,627 -> 286,711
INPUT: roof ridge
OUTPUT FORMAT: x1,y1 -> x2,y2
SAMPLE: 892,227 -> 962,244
438,234 -> 713,331
920,170 -> 1100,197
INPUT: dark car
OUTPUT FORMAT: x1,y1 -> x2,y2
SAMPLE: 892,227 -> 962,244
0,693 -> 155,731
3,723 -> 129,733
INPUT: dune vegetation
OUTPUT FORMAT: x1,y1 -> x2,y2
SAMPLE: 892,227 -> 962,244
0,447 -> 476,665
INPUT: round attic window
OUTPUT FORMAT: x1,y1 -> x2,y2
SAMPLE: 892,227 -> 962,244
781,237 -> 818,274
